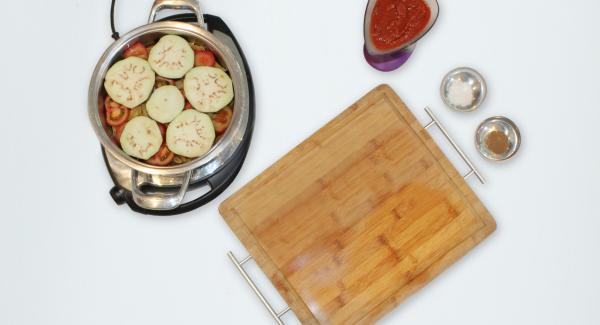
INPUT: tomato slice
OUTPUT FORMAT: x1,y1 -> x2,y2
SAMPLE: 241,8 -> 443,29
104,96 -> 118,111
112,123 -> 127,145
184,101 -> 193,110
157,123 -> 167,140
211,107 -> 233,134
194,50 -> 216,67
124,42 -> 148,59
145,144 -> 175,166
105,102 -> 130,126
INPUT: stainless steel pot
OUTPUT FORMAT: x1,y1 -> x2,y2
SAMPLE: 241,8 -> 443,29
88,0 -> 250,211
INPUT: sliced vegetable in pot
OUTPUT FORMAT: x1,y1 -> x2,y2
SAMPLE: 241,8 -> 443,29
146,144 -> 175,166
120,116 -> 163,160
189,41 -> 206,51
123,42 -> 148,60
155,76 -> 175,88
128,104 -> 148,120
106,104 -> 129,127
148,35 -> 194,79
146,85 -> 185,123
112,123 -> 126,145
173,155 -> 193,165
174,79 -> 184,93
103,34 -> 235,166
105,97 -> 129,126
194,50 -> 216,67
104,97 -> 128,126
166,110 -> 215,158
211,107 -> 233,134
104,57 -> 155,108
157,123 -> 166,140
184,66 -> 234,113
105,96 -> 119,110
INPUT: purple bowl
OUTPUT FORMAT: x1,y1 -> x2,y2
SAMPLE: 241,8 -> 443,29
364,44 -> 414,72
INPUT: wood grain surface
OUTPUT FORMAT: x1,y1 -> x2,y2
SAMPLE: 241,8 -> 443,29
220,85 -> 496,324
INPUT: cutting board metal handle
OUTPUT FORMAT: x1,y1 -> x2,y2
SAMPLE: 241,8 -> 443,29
228,251 -> 291,324
423,107 -> 486,184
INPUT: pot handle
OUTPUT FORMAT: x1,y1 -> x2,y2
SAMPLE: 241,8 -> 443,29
148,0 -> 205,27
130,170 -> 192,211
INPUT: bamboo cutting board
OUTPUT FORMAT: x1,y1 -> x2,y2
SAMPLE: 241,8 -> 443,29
220,85 -> 496,324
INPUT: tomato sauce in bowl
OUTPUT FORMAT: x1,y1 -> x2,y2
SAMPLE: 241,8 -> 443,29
370,0 -> 431,51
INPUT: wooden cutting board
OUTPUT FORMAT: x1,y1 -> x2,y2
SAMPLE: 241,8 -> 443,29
220,85 -> 496,324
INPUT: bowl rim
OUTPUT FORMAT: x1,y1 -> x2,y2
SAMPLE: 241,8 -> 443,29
475,116 -> 521,161
440,66 -> 488,112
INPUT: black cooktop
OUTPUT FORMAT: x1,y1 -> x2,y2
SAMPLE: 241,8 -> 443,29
103,13 -> 255,216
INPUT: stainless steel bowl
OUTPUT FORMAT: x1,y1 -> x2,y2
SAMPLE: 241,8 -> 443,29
441,67 -> 487,112
88,0 -> 250,210
475,116 -> 521,161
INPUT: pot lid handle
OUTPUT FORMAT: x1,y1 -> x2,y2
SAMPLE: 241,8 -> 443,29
148,0 -> 206,27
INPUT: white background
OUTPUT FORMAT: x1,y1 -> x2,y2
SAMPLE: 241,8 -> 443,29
1,0 -> 599,324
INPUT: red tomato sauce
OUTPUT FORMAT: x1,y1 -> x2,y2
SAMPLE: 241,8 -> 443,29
370,0 -> 431,51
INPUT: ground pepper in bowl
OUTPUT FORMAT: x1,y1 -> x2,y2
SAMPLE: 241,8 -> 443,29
485,131 -> 509,155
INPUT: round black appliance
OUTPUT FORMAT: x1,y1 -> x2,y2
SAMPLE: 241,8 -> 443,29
98,11 -> 254,216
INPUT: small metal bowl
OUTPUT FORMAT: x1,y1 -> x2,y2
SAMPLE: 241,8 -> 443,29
441,67 -> 487,112
475,116 -> 521,161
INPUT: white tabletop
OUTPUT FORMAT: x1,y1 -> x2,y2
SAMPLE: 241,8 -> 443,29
1,0 -> 600,324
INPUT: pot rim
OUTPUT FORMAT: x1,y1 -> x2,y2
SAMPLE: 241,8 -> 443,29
88,21 -> 250,178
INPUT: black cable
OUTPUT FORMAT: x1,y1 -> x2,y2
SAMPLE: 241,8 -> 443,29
110,0 -> 120,40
